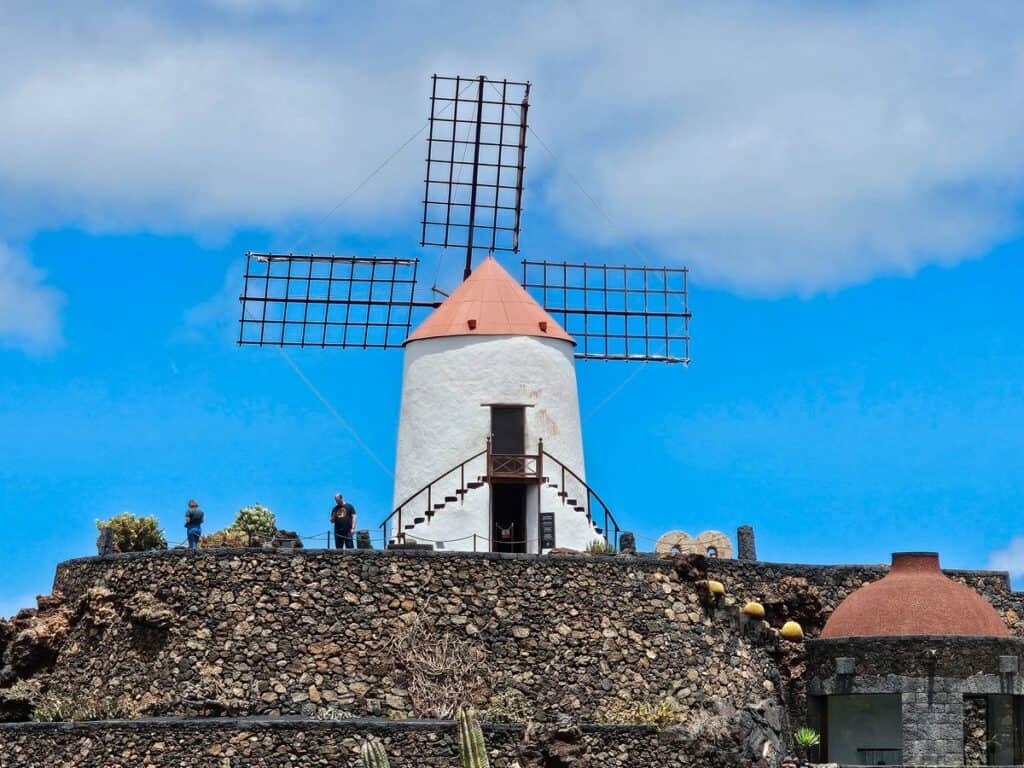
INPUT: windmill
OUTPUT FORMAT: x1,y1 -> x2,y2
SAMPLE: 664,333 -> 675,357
239,74 -> 691,553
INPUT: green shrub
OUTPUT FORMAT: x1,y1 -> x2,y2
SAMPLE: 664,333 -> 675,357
198,528 -> 251,549
599,697 -> 679,728
229,503 -> 276,537
95,513 -> 166,552
0,680 -> 41,722
484,688 -> 533,723
34,693 -> 137,722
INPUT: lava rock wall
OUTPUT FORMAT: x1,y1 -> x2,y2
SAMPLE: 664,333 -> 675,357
0,716 -> 763,767
29,550 -> 781,731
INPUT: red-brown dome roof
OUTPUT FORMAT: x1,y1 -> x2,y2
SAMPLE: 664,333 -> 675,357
405,257 -> 573,345
821,552 -> 1010,639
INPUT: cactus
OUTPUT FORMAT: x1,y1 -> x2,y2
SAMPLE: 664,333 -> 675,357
356,709 -> 489,767
780,620 -> 805,641
457,705 -> 490,768
360,738 -> 390,768
742,600 -> 765,619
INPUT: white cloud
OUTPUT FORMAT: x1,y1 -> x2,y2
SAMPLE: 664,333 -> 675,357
1,2 -> 1024,292
0,243 -> 63,353
205,0 -> 312,15
178,259 -> 244,344
988,537 -> 1024,578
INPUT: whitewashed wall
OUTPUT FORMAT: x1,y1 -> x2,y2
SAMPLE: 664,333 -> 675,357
391,334 -> 602,551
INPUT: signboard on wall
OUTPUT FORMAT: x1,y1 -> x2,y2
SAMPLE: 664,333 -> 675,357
540,513 -> 556,550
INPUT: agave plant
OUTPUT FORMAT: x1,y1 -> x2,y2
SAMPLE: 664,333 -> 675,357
794,726 -> 820,760
585,539 -> 616,555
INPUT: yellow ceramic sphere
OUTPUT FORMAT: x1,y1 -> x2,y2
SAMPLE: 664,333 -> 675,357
707,580 -> 726,596
780,620 -> 805,641
742,601 -> 766,619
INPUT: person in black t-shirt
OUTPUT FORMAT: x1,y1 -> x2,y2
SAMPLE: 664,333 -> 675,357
330,493 -> 357,549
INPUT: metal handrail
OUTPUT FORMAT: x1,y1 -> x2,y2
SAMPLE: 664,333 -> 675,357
542,449 -> 621,548
379,449 -> 488,538
377,442 -> 621,550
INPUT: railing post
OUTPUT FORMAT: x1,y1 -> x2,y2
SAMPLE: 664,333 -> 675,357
537,438 -> 544,482
561,465 -> 566,505
486,436 -> 492,478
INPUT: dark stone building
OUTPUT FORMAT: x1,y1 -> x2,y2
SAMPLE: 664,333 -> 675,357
806,552 -> 1024,766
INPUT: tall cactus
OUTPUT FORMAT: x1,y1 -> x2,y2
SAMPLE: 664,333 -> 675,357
358,710 -> 489,767
457,705 -> 490,768
360,738 -> 390,768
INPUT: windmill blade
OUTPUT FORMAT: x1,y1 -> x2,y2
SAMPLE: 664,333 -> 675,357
521,260 -> 691,364
238,253 -> 436,349
421,75 -> 530,278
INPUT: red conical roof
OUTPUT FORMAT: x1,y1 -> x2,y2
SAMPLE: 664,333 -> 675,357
821,552 -> 1010,639
405,256 -> 574,345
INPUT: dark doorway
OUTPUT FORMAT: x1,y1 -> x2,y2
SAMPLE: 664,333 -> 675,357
491,406 -> 525,454
492,484 -> 527,553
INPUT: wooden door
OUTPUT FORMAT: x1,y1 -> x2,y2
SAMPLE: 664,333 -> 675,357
491,406 -> 525,454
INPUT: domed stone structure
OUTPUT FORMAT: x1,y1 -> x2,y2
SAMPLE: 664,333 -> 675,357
806,552 -> 1024,767
821,551 -> 1011,639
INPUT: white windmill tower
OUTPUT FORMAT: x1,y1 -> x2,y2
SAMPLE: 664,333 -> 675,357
239,74 -> 691,554
391,255 -> 599,552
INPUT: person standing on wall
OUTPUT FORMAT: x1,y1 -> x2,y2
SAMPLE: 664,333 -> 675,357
185,499 -> 204,550
331,493 -> 357,549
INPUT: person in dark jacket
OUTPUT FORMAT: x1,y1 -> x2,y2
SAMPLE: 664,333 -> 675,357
185,499 -> 204,550
330,493 -> 357,549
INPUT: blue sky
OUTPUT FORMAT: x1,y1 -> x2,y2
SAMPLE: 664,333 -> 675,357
2,1 -> 1024,615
